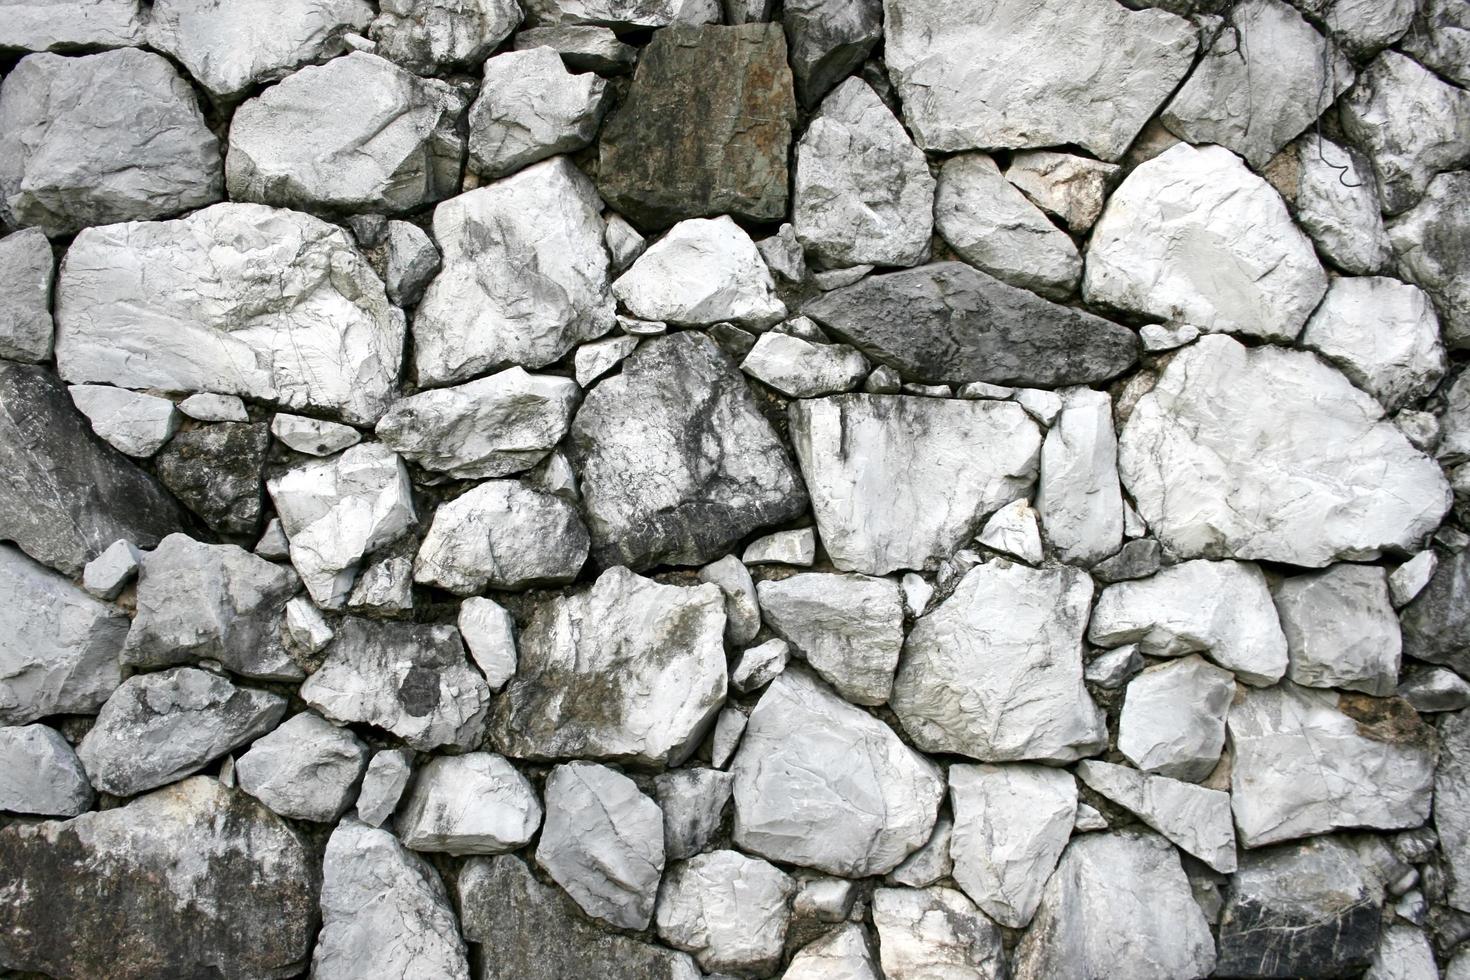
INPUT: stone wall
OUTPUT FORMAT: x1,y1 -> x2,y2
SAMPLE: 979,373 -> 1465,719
0,0 -> 1468,977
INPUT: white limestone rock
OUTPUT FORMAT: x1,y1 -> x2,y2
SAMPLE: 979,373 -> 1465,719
381,220 -> 440,307
524,0 -> 719,30
0,544 -> 128,725
1437,708 -> 1470,912
1118,334 -> 1450,568
370,0 -> 521,73
884,0 -> 1195,160
0,0 -> 144,52
731,638 -> 788,693
1228,682 -> 1437,847
755,572 -> 904,706
177,393 -> 247,423
977,498 -> 1043,564
1401,0 -> 1470,86
1399,667 -> 1470,712
792,78 -> 934,270
489,566 -> 727,767
1084,143 -> 1326,341
398,752 -> 542,854
655,850 -> 795,976
1085,644 -> 1142,689
468,48 -> 609,179
515,25 -> 637,73
887,814 -> 953,887
1035,387 -> 1122,565
742,527 -> 817,566
413,156 -> 613,384
537,761 -> 664,929
655,767 -> 733,860
892,561 -> 1106,762
1161,0 -> 1351,169
731,669 -> 945,876
1293,134 -> 1393,275
80,539 -> 141,600
1392,551 -> 1439,609
710,705 -> 747,769
235,711 -> 369,822
0,49 -> 221,237
1272,563 -> 1401,696
415,481 -> 587,594
949,763 -> 1077,929
68,385 -> 179,458
345,554 -> 413,613
785,923 -> 881,980
1302,277 -> 1446,413
301,618 -> 491,751
1366,925 -> 1439,980
791,395 -> 1042,576
355,748 -> 412,826
312,820 -> 470,980
458,596 -> 517,690
1012,831 -> 1216,980
1003,151 -> 1118,235
227,53 -> 465,214
147,0 -> 373,101
0,228 -> 53,362
612,217 -> 785,328
935,153 -> 1081,301
1076,760 -> 1236,873
1118,656 -> 1234,782
271,414 -> 361,457
739,332 -> 867,398
1389,171 -> 1470,348
698,554 -> 761,646
575,334 -> 639,387
1341,50 -> 1470,215
76,666 -> 287,797
56,203 -> 404,427
872,885 -> 1007,980
0,723 -> 93,816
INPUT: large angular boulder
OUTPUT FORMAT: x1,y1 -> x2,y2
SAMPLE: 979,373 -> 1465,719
397,753 -> 542,854
0,778 -> 317,980
55,203 -> 405,427
872,886 -> 1007,980
412,156 -> 613,385
226,52 -> 465,214
0,49 -> 221,236
892,561 -> 1105,761
489,566 -> 727,767
1301,276 -> 1446,412
803,262 -> 1138,388
596,24 -> 796,229
1272,563 -> 1402,695
1119,334 -> 1449,568
1400,0 -> 1470,86
1076,761 -> 1237,873
790,395 -> 1042,575
731,669 -> 945,877
611,217 -> 786,328
1035,387 -> 1123,565
655,850 -> 796,975
1117,656 -> 1234,782
883,0 -> 1196,159
370,0 -> 522,74
414,481 -> 588,593
1291,134 -> 1393,276
467,48 -> 608,179
235,711 -> 369,823
568,332 -> 807,569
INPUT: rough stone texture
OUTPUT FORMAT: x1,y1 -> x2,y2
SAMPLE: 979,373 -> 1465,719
784,923 -> 880,980
147,0 -> 373,101
69,386 -> 180,458
872,885 -> 1006,980
804,262 -> 1138,388
1389,171 -> 1470,348
459,854 -> 701,980
568,332 -> 807,570
731,669 -> 945,876
893,561 -> 1105,762
382,220 -> 439,307
76,666 -> 287,797
1012,831 -> 1217,980
0,0 -> 144,52
355,748 -> 412,826
784,0 -> 881,108
1272,563 -> 1401,696
0,723 -> 93,816
740,333 -> 868,398
699,555 -> 761,645
0,228 -> 53,362
371,0 -> 521,74
656,767 -> 732,860
596,25 -> 796,229
1076,760 -> 1236,873
56,203 -> 404,427
524,0 -> 719,30
1085,143 -> 1326,341
1401,0 -> 1470,86
468,48 -> 608,179
949,763 -> 1077,929
1302,276 -> 1446,412
397,752 -> 542,854
755,572 -> 903,706
1438,708 -> 1470,913
1119,334 -> 1450,568
655,849 -> 796,975
514,25 -> 638,73
227,53 -> 465,214
0,543 -> 128,725
1401,548 -> 1470,676
458,596 -> 517,690
0,49 -> 221,236
412,156 -> 613,385
1036,387 -> 1122,565
155,421 -> 270,536
80,539 -> 141,600
1004,150 -> 1117,235
313,819 -> 469,980
1118,656 -> 1235,782
791,395 -> 1041,575
1228,682 -> 1437,847
489,566 -> 727,767
235,711 -> 369,822
414,480 -> 587,593
1293,134 -> 1393,275
271,415 -> 360,457
793,78 -> 934,270
537,761 -> 664,929
884,0 -> 1196,159
0,778 -> 316,980
613,217 -> 785,328
301,618 -> 491,751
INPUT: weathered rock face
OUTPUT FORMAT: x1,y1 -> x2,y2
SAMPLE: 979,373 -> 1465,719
893,561 -> 1105,762
1118,656 -> 1234,782
1401,0 -> 1470,87
0,0 -> 145,51
596,24 -> 796,229
56,203 -> 404,427
804,263 -> 1138,388
1438,709 -> 1470,913
791,395 -> 1042,575
0,778 -> 317,980
0,49 -> 221,236
414,481 -> 588,593
489,566 -> 727,767
397,753 -> 542,854
1301,276 -> 1446,412
612,217 -> 786,327
731,669 -> 945,876
1390,170 -> 1470,348
740,333 -> 868,398
785,923 -> 880,979
1119,334 -> 1450,568
872,885 -> 1007,980
0,723 -> 93,817
1272,563 -> 1402,695
371,0 -> 522,74
155,421 -> 270,536
655,849 -> 796,975
783,0 -> 881,108
524,0 -> 718,30
1292,134 -> 1394,275
1401,548 -> 1470,677
1085,143 -> 1326,341
412,156 -> 613,385
1004,150 -> 1117,235
569,332 -> 807,570
236,711 -> 369,822
1076,760 -> 1237,873
884,0 -> 1196,159
70,384 -> 180,458
227,53 -> 465,214
0,227 -> 53,362
468,48 -> 607,179
656,767 -> 732,860
1036,387 -> 1123,565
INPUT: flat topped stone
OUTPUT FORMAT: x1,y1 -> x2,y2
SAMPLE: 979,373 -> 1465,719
804,262 -> 1138,388
0,0 -> 145,52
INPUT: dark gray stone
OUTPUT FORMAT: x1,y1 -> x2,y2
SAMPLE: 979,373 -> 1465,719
783,0 -> 882,108
1091,538 -> 1162,584
154,422 -> 270,537
1400,547 -> 1470,677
